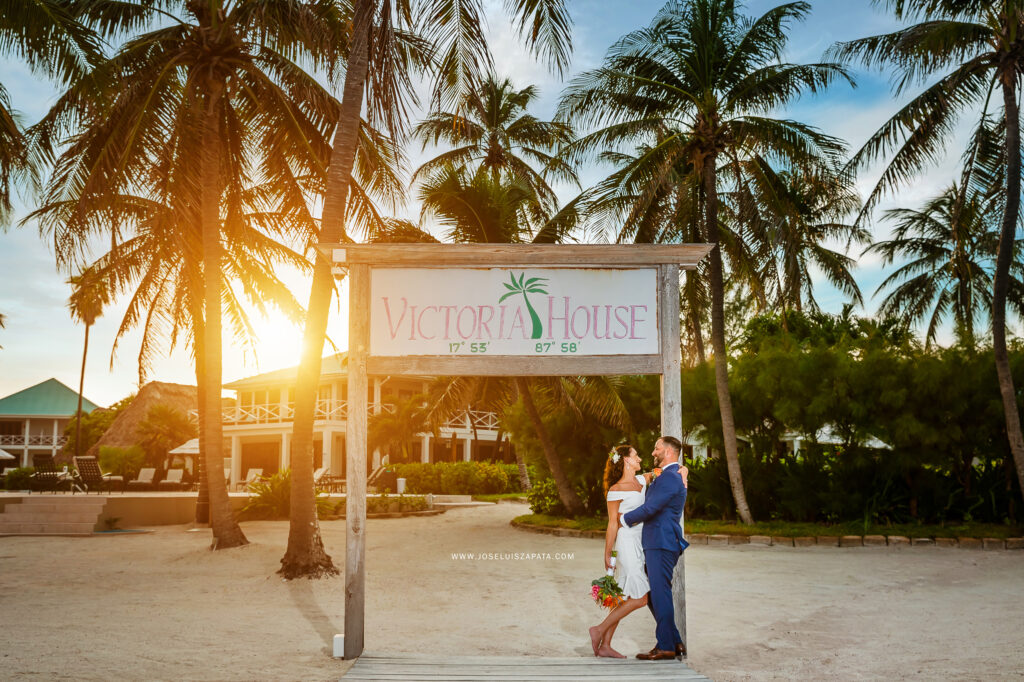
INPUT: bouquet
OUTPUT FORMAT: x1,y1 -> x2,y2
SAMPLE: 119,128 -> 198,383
590,551 -> 625,610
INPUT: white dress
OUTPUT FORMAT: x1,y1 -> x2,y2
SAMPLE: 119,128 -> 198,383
607,474 -> 649,599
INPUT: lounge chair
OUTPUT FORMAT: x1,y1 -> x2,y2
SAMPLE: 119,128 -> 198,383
127,467 -> 156,491
157,468 -> 187,491
31,454 -> 66,493
313,466 -> 329,491
73,456 -> 122,494
235,468 -> 263,491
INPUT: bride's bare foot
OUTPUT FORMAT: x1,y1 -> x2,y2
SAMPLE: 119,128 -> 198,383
588,626 -> 602,656
597,644 -> 625,659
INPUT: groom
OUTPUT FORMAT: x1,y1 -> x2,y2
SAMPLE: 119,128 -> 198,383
621,435 -> 689,661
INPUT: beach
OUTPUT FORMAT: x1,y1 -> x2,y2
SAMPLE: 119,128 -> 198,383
2,502 -> 1022,681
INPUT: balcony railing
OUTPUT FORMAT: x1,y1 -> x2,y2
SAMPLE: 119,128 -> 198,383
0,434 -> 67,447
187,401 -> 499,432
190,400 -> 398,425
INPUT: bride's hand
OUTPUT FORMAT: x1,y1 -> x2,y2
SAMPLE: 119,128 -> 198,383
679,465 -> 689,487
604,554 -> 613,571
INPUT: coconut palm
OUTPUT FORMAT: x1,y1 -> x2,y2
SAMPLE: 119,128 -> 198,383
740,164 -> 867,313
368,395 -> 433,464
287,0 -> 573,578
412,74 -> 577,211
33,0 -> 352,551
867,182 -> 1024,348
828,0 -> 1024,501
559,0 -> 852,523
67,266 -> 111,462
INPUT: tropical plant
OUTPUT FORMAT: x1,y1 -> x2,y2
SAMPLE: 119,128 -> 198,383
828,0 -> 1024,503
867,183 -> 1024,348
411,74 -> 577,212
136,404 -> 197,478
67,266 -> 111,462
368,394 -> 433,463
559,0 -> 853,523
32,0 -> 353,551
287,0 -> 573,579
499,272 -> 549,339
98,444 -> 146,482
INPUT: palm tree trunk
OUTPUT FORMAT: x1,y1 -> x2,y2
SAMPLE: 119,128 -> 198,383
702,151 -> 754,524
993,77 -> 1024,504
514,377 -> 584,515
200,87 -> 247,550
280,0 -> 374,578
500,426 -> 532,491
194,309 -> 210,524
74,323 -> 89,462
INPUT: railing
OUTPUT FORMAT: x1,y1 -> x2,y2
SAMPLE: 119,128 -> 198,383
443,410 -> 501,431
189,400 -> 400,425
0,434 -> 67,447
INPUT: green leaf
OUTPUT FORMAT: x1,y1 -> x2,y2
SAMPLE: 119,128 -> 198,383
498,291 -> 519,303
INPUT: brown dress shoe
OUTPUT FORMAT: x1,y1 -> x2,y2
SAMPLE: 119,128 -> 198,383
676,642 -> 687,658
636,647 -> 677,661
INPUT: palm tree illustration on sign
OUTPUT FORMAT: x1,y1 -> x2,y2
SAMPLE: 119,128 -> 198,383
499,272 -> 548,339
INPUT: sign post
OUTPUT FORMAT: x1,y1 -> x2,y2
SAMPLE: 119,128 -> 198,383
323,243 -> 712,660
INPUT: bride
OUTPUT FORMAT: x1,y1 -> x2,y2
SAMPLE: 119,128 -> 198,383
588,444 -> 685,658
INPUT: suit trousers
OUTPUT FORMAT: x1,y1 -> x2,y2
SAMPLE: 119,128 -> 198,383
644,547 -> 682,651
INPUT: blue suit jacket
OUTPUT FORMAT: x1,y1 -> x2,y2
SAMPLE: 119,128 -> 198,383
622,461 -> 689,553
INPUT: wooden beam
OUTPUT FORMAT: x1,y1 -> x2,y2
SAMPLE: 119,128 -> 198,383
658,263 -> 687,655
344,263 -> 370,660
319,243 -> 713,269
366,354 -> 663,377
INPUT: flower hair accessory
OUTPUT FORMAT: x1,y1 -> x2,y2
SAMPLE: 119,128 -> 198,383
608,448 -> 620,464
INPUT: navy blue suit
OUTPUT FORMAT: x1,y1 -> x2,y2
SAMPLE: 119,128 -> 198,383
622,461 -> 688,651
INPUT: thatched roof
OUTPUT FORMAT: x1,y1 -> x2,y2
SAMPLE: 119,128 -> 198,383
82,382 -> 198,461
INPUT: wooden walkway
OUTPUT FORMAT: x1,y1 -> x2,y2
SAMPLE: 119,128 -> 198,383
342,653 -> 712,681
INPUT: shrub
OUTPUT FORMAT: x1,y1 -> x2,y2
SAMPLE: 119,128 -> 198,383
528,478 -> 565,515
99,445 -> 146,480
241,469 -> 333,519
3,467 -> 34,490
391,461 -> 520,494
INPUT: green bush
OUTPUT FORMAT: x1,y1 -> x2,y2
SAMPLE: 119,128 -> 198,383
99,445 -> 146,480
241,469 -> 333,519
528,478 -> 565,515
391,461 -> 520,494
3,467 -> 34,490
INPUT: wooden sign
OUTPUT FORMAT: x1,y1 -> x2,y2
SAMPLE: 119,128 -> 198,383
370,268 -> 660,357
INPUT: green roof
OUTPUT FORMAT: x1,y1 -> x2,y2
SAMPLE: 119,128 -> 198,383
0,378 -> 100,417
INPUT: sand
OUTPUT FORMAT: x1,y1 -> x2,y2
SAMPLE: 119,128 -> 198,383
2,502 -> 1022,681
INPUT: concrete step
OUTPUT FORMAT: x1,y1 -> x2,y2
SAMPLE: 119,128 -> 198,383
434,501 -> 496,509
0,521 -> 95,535
4,502 -> 106,514
0,510 -> 103,523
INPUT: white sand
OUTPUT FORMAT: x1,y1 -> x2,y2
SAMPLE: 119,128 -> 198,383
2,502 -> 1022,680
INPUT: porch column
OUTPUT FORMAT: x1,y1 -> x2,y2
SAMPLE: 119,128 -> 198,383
23,418 -> 29,467
420,435 -> 431,464
462,435 -> 472,462
51,419 -> 58,458
324,430 -> 337,475
281,431 -> 291,471
230,435 -> 241,488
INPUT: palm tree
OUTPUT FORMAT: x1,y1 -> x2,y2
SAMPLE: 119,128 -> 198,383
741,164 -> 867,313
368,395 -> 433,464
828,0 -> 1024,502
286,0 -> 573,576
412,74 -> 577,211
136,404 -> 198,479
34,0 -> 351,551
559,0 -> 852,523
67,266 -> 110,462
867,183 -> 1024,348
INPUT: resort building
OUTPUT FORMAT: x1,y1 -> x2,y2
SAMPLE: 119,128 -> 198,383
0,378 -> 99,469
215,353 -> 505,487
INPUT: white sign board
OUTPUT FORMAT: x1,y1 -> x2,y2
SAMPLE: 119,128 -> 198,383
369,268 -> 659,357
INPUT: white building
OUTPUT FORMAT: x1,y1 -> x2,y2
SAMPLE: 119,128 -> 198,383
214,353 -> 504,487
0,378 -> 100,468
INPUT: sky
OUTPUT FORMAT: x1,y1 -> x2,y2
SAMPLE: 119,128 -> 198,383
0,0 -> 985,407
